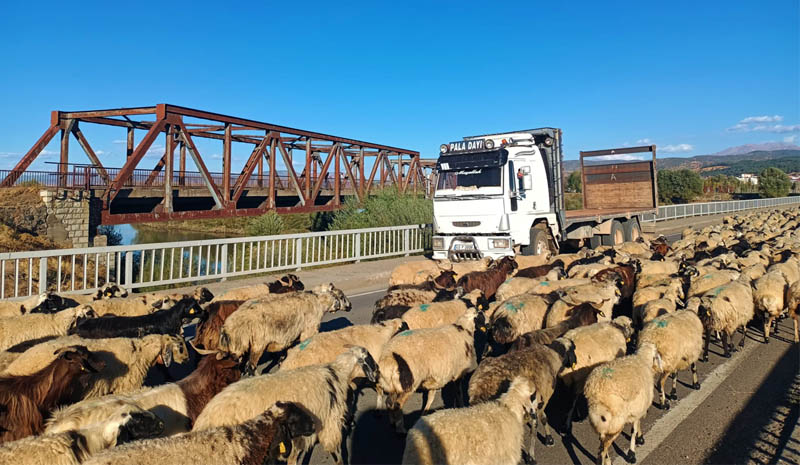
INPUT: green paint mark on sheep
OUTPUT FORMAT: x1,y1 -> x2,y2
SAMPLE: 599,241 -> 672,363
419,304 -> 430,312
400,330 -> 414,336
711,286 -> 725,297
601,367 -> 615,378
504,302 -> 525,313
540,281 -> 550,286
298,338 -> 312,350
655,319 -> 668,328
504,278 -> 513,284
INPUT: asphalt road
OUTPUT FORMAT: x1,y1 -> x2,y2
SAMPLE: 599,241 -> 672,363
277,289 -> 799,465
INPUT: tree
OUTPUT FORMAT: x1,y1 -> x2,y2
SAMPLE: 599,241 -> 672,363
657,169 -> 703,204
758,167 -> 791,198
566,171 -> 582,193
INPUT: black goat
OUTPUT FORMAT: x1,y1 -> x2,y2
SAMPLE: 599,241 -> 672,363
68,297 -> 204,339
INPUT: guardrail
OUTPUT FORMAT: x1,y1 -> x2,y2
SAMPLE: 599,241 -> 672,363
641,196 -> 800,223
0,224 -> 431,300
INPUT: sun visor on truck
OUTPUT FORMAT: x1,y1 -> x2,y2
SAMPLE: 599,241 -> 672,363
436,149 -> 508,171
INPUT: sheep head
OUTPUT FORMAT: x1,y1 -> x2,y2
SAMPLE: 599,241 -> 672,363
193,287 -> 214,304
112,406 -> 165,446
271,402 -> 317,462
549,337 -> 578,370
342,345 -> 379,384
433,270 -> 457,290
610,316 -> 634,342
159,335 -> 189,368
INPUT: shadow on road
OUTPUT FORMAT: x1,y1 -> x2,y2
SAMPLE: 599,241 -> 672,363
705,342 -> 799,464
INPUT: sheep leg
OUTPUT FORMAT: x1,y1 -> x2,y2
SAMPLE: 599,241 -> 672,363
526,407 -> 538,465
390,391 -> 412,434
421,389 -> 437,413
691,363 -> 701,389
375,385 -> 386,410
597,431 -> 620,465
540,406 -> 554,446
655,373 -> 669,410
721,332 -> 731,358
738,325 -> 747,349
668,373 -> 678,401
794,317 -> 799,343
702,328 -> 710,362
627,421 -> 640,463
564,394 -> 578,436
763,315 -> 772,344
247,348 -> 263,376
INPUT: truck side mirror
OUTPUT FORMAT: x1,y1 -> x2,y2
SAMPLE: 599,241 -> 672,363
523,174 -> 533,190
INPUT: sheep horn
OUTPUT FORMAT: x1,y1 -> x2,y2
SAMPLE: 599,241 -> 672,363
188,340 -> 218,355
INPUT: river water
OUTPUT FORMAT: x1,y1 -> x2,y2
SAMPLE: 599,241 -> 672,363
114,224 -> 238,245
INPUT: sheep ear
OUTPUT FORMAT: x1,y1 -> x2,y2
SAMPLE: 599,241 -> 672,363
162,344 -> 173,367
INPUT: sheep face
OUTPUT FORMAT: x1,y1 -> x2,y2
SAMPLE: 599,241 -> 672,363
194,287 -> 214,304
331,288 -> 352,313
271,402 -> 317,461
550,337 -> 578,369
116,409 -> 165,445
353,346 -> 379,384
174,297 -> 204,322
433,270 -> 457,290
29,293 -> 70,314
160,336 -> 189,367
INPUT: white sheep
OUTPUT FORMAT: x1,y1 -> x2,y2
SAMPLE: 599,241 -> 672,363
377,308 -> 486,433
402,377 -> 535,465
633,297 -> 677,329
400,289 -> 486,330
544,281 -> 618,328
0,305 -> 96,352
687,269 -> 740,298
0,404 -> 163,465
495,277 -> 590,301
193,346 -> 376,465
638,310 -> 703,410
584,342 -> 662,465
753,271 -> 787,343
489,293 -> 555,345
219,283 -> 351,375
697,280 -> 755,359
786,280 -> 800,343
2,334 -> 189,398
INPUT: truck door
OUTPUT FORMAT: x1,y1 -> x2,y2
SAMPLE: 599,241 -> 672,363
507,161 -> 518,212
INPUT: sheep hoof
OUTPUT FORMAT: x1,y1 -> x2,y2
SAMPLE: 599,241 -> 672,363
636,435 -> 645,446
701,355 -> 709,363
627,450 -> 637,463
522,451 -> 536,465
667,390 -> 678,401
544,435 -> 555,446
692,382 -> 701,390
723,352 -> 731,359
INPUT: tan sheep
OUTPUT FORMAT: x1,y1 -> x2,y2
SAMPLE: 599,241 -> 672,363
544,281 -> 618,328
0,305 -> 96,352
377,308 -> 486,433
402,377 -> 535,465
400,289 -> 486,330
698,280 -> 755,359
753,271 -> 787,343
769,258 -> 800,286
740,263 -> 767,282
219,283 -> 351,375
786,280 -> 800,343
489,293 -> 555,345
495,277 -> 590,301
560,316 -> 634,434
633,297 -> 677,329
584,342 -> 662,465
687,269 -> 740,298
193,346 -> 376,465
638,310 -> 703,410
2,334 -> 188,398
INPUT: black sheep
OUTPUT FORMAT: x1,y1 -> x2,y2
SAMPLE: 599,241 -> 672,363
68,297 -> 203,339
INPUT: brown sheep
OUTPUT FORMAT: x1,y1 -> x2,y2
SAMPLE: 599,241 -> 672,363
0,346 -> 105,442
371,271 -> 458,323
456,256 -> 519,299
514,260 -> 566,279
192,300 -> 246,351
591,261 -> 640,299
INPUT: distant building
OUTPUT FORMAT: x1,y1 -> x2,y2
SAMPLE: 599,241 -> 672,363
738,173 -> 759,185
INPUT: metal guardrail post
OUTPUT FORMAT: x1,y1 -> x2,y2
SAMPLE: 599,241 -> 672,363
295,238 -> 303,271
355,233 -> 361,263
220,244 -> 228,282
404,229 -> 410,256
38,258 -> 47,294
124,251 -> 133,287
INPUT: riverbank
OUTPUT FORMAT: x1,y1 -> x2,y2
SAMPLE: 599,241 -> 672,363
133,212 -> 319,236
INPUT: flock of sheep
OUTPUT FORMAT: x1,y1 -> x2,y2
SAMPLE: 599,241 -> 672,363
0,207 -> 798,465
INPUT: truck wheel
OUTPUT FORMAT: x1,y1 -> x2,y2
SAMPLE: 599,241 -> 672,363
623,218 -> 641,242
588,235 -> 602,249
602,220 -> 624,246
522,228 -> 549,256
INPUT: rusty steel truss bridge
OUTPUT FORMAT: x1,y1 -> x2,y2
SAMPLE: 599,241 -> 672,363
1,104 -> 433,225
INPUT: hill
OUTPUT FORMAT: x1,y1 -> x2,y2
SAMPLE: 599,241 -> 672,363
562,149 -> 800,173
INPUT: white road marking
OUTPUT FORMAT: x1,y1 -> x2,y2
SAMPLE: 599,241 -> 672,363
612,338 -> 759,465
348,288 -> 387,298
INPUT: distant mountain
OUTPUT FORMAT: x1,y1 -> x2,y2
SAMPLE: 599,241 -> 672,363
562,148 -> 800,173
713,143 -> 800,156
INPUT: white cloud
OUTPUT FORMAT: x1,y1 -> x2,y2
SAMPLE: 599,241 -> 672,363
785,135 -> 798,144
752,124 -> 800,133
0,151 -> 21,158
661,144 -> 694,153
740,115 -> 783,123
636,138 -> 652,144
112,139 -> 127,144
726,123 -> 751,132
94,150 -> 106,155
210,153 -> 222,160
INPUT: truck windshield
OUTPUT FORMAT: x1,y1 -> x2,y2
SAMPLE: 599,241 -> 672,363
436,167 -> 501,192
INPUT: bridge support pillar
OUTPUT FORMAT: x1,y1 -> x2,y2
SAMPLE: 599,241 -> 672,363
38,189 -> 101,248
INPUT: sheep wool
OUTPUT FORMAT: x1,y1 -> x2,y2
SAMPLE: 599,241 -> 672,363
219,283 -> 350,374
786,280 -> 800,343
544,281 -> 617,328
495,277 -> 590,301
753,271 -> 788,343
0,305 -> 95,352
698,280 -> 755,359
402,377 -> 535,465
1,334 -> 188,398
489,293 -> 553,345
638,310 -> 703,409
633,297 -> 677,328
193,346 -> 375,465
585,342 -> 662,465
687,269 -> 741,298
400,289 -> 484,330
0,406 -> 164,465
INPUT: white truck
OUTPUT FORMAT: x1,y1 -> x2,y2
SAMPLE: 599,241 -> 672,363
431,128 -> 658,260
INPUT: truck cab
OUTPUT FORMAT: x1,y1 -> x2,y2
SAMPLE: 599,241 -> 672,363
431,129 -> 657,261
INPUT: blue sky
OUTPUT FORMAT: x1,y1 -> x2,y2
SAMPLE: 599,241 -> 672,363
0,0 -> 797,172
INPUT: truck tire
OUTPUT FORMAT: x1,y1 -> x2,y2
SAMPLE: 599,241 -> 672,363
623,218 -> 641,242
522,228 -> 549,256
588,235 -> 602,249
602,220 -> 624,246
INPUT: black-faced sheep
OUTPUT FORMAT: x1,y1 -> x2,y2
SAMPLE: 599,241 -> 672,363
455,256 -> 518,299
68,297 -> 203,339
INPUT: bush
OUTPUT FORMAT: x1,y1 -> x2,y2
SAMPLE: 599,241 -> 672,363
658,169 -> 703,204
96,225 -> 123,246
566,171 -> 582,193
329,188 -> 433,230
245,211 -> 286,236
758,167 -> 792,198
565,193 -> 583,210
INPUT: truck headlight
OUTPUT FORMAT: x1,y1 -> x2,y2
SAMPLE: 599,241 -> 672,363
490,239 -> 510,249
432,237 -> 445,249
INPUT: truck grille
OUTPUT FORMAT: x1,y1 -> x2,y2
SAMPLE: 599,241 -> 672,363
453,221 -> 481,227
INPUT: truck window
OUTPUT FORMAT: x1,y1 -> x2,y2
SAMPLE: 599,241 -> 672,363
436,167 -> 501,191
508,161 -> 518,211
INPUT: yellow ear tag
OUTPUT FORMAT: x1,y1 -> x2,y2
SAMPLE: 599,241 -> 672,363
480,326 -> 487,332
571,362 -> 576,368
626,338 -> 631,342
279,442 -> 286,454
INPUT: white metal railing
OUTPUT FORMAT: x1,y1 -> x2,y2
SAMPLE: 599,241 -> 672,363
0,224 -> 432,299
640,196 -> 800,223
